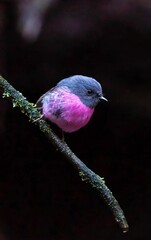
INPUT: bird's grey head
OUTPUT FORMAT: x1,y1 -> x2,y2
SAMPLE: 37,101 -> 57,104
57,75 -> 107,108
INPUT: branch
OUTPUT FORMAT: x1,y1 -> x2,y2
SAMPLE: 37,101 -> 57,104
0,75 -> 129,232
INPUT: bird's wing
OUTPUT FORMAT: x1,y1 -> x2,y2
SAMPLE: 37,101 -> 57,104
36,87 -> 55,110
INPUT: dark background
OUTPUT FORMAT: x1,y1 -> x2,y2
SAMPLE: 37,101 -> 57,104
0,0 -> 151,239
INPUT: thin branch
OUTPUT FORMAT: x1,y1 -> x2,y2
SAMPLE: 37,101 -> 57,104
0,75 -> 129,232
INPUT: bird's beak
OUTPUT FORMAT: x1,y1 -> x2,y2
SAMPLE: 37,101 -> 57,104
101,96 -> 108,102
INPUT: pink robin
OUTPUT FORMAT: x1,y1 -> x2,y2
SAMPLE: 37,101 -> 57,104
36,75 -> 107,133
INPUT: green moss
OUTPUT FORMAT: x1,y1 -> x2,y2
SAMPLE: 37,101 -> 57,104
79,171 -> 89,182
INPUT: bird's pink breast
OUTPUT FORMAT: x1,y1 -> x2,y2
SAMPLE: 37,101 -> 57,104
42,88 -> 94,132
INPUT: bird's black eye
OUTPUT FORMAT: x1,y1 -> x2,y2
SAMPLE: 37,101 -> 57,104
87,89 -> 93,95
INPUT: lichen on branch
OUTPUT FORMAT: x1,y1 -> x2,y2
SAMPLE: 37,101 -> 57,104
0,75 -> 129,233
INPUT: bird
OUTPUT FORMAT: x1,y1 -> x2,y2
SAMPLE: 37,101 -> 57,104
36,75 -> 107,133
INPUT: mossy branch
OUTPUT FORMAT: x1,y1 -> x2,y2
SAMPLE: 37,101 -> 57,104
0,75 -> 129,232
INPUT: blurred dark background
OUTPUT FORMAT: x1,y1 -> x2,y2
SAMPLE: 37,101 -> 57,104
0,0 -> 151,239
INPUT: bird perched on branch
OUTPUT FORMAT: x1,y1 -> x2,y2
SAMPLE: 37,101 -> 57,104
36,75 -> 107,133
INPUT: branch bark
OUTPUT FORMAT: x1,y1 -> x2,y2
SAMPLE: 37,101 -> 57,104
0,75 -> 129,232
